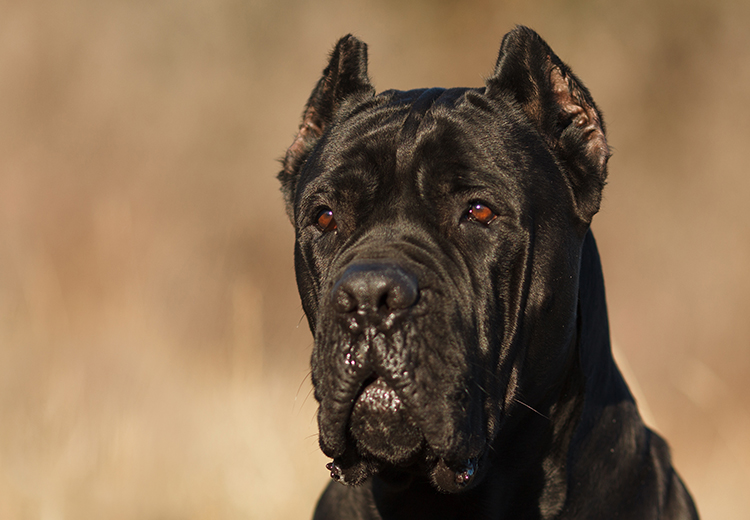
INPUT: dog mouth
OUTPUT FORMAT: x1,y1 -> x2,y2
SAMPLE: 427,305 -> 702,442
320,370 -> 486,493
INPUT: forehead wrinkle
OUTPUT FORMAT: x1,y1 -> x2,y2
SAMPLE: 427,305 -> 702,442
312,91 -> 429,211
410,93 -> 554,209
396,89 -> 472,147
387,89 -> 478,211
410,117 -> 483,204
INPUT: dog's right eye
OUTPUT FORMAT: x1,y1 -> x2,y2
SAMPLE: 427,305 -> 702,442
315,208 -> 338,233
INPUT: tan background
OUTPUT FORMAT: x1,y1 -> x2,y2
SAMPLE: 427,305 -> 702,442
1,0 -> 749,518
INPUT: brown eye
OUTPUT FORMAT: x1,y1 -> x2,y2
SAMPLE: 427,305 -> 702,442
316,208 -> 338,232
467,203 -> 496,225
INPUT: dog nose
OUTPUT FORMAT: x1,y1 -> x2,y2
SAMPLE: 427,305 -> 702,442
332,262 -> 419,318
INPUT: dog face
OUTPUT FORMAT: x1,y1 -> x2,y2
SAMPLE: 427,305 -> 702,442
279,27 -> 608,493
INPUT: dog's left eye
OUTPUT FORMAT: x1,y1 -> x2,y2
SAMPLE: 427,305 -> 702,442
466,203 -> 497,225
315,208 -> 338,233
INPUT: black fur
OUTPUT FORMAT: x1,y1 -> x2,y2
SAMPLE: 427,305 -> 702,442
279,26 -> 698,520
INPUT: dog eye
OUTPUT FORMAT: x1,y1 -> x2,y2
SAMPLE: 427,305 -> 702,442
315,208 -> 338,232
467,203 -> 497,225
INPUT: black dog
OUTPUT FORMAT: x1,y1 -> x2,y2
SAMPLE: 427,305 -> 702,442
278,26 -> 698,520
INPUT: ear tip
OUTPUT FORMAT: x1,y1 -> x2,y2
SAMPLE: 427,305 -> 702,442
331,34 -> 370,73
504,25 -> 541,43
500,25 -> 553,56
334,34 -> 368,54
338,33 -> 364,43
510,25 -> 538,36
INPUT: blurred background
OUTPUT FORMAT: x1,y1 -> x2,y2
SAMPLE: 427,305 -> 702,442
1,0 -> 748,518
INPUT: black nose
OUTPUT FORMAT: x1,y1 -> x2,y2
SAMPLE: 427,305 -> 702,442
332,262 -> 419,321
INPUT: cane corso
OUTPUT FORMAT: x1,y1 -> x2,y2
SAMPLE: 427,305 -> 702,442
278,26 -> 698,520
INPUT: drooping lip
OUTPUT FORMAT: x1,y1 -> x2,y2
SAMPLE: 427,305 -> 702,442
317,366 -> 420,459
317,368 -> 490,492
318,370 -> 414,455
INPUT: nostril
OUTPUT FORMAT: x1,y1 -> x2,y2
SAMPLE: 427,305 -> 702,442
377,292 -> 390,313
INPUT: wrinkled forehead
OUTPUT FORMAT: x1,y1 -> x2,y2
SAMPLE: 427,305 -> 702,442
298,85 -> 548,202
379,87 -> 475,138
310,87 -> 483,165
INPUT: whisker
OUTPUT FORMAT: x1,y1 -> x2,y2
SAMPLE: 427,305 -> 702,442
295,371 -> 311,398
293,370 -> 313,413
513,398 -> 550,421
301,384 -> 315,411
475,383 -> 490,397
297,311 -> 308,328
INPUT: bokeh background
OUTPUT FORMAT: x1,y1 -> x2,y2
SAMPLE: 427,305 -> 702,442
1,0 -> 749,518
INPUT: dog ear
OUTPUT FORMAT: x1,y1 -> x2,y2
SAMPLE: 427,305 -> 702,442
486,26 -> 609,224
278,35 -> 375,221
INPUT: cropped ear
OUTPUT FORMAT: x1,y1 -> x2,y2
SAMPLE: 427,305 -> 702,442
486,26 -> 610,224
278,35 -> 375,222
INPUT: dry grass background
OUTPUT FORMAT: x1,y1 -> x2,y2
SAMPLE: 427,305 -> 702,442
0,0 -> 749,518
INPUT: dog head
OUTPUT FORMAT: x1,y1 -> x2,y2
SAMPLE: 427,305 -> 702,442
279,26 -> 609,493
